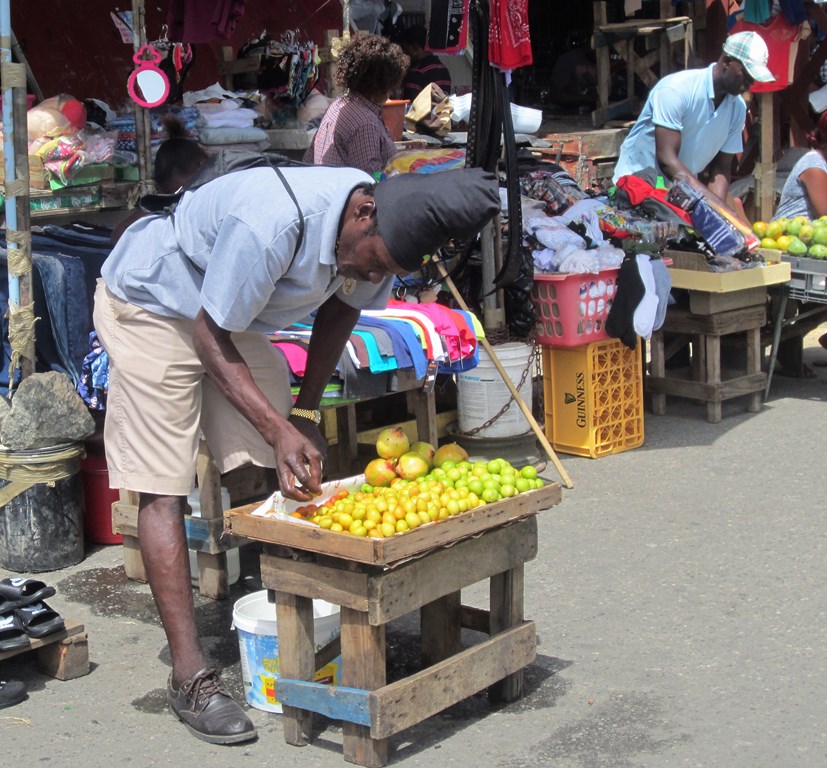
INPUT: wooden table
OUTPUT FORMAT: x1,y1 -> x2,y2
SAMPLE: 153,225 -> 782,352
227,481 -> 562,767
647,297 -> 767,423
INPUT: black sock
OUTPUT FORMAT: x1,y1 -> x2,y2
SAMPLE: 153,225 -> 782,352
606,253 -> 645,350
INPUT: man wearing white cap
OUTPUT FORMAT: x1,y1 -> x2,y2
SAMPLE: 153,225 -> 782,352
613,30 -> 775,202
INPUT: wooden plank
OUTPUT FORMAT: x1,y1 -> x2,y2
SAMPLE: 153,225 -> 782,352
112,501 -> 138,537
196,551 -> 229,599
341,607 -> 388,767
371,517 -> 538,625
276,680 -> 372,726
355,409 -> 457,447
0,619 -> 85,662
460,605 -> 490,634
688,287 -> 768,314
368,621 -> 536,739
646,372 -> 766,401
488,565 -> 525,702
260,555 -> 371,612
421,592 -> 461,668
37,631 -> 90,680
226,481 -> 561,566
275,592 -> 316,746
406,388 -> 438,448
663,306 -> 766,336
121,534 -> 147,582
374,485 -> 557,564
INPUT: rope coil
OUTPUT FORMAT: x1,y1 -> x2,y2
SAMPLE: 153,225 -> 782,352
0,444 -> 85,509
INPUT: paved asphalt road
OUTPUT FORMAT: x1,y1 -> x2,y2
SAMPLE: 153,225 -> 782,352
1,339 -> 825,768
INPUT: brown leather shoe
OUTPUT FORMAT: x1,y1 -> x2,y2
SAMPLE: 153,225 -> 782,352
167,667 -> 257,745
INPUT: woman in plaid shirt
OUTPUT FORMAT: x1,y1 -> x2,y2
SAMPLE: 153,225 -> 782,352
305,33 -> 409,176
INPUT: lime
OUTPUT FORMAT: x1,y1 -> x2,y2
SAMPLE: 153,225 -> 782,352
520,465 -> 538,480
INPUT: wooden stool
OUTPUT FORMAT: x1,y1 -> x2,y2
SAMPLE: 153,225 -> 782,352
647,303 -> 767,423
259,517 -> 540,767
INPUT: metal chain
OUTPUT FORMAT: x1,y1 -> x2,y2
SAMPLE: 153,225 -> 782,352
461,336 -> 540,437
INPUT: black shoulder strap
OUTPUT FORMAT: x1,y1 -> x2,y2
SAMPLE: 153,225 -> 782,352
271,166 -> 304,255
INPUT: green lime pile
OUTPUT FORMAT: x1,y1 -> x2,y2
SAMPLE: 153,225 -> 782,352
753,215 -> 827,259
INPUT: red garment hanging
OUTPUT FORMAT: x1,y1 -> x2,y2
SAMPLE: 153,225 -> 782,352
488,0 -> 532,70
730,13 -> 804,93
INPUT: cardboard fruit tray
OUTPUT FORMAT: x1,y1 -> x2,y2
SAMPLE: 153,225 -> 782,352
225,474 -> 562,567
665,249 -> 790,293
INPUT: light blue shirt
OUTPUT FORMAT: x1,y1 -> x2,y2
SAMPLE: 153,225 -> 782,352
613,64 -> 746,183
101,166 -> 394,333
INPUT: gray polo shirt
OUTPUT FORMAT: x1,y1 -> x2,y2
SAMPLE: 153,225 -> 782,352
101,166 -> 393,333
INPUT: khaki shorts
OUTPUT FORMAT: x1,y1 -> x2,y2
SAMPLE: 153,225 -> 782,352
93,281 -> 292,496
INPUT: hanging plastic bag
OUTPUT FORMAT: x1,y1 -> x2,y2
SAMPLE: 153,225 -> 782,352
404,83 -> 453,137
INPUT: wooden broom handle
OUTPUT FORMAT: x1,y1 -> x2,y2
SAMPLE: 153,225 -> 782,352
433,257 -> 574,489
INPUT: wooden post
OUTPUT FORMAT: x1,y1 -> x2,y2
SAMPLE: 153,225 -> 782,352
755,92 -> 775,222
131,0 -> 154,196
593,1 -> 610,127
1,8 -> 35,380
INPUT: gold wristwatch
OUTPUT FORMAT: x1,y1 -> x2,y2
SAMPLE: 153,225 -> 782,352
289,407 -> 322,425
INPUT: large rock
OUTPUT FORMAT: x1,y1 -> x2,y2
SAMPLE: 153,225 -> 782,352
0,396 -> 10,433
1,372 -> 95,450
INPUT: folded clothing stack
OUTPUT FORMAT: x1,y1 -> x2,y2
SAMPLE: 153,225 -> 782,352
0,578 -> 66,653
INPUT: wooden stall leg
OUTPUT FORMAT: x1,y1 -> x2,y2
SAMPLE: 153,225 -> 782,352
337,403 -> 359,477
745,326 -> 763,413
488,565 -> 526,703
36,632 -> 90,680
275,591 -> 316,746
196,551 -> 229,600
649,330 -> 667,415
406,388 -> 437,447
341,606 -> 388,768
121,534 -> 147,582
420,591 -> 461,668
704,333 -> 722,423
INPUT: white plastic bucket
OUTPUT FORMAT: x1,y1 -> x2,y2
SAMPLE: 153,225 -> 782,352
456,342 -> 534,439
232,591 -> 341,713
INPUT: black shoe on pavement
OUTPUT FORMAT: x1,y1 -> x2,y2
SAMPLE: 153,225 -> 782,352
0,679 -> 27,709
167,667 -> 257,745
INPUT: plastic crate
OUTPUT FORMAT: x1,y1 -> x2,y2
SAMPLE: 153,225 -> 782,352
782,254 -> 827,303
542,338 -> 644,458
531,268 -> 620,347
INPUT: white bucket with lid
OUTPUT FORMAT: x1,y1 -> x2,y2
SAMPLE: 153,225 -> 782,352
456,342 -> 534,438
232,590 -> 341,713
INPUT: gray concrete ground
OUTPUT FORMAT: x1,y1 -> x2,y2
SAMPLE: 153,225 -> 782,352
1,335 -> 826,768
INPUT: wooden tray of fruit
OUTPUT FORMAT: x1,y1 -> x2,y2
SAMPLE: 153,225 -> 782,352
225,434 -> 563,567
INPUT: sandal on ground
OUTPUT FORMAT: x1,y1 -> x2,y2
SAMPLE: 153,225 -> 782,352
14,602 -> 65,639
0,578 -> 56,613
0,612 -> 31,652
0,680 -> 27,709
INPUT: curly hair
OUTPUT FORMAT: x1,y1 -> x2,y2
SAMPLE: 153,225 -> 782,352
335,32 -> 410,100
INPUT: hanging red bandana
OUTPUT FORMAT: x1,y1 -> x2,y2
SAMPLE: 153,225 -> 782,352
488,0 -> 532,70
